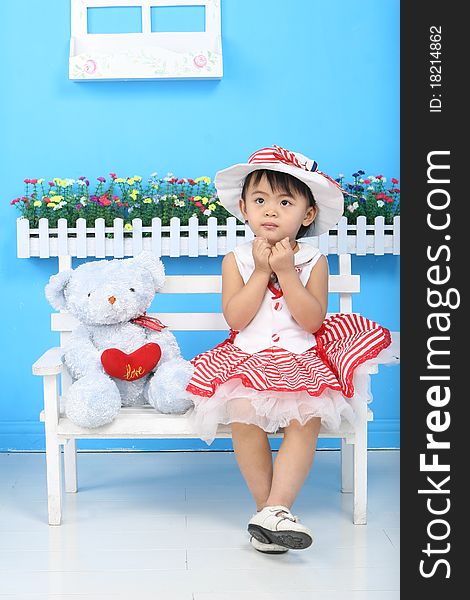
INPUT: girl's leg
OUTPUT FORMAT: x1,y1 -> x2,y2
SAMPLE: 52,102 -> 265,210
263,417 -> 322,510
231,422 -> 273,511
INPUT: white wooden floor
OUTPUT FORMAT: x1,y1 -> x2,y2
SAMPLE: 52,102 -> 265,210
0,450 -> 399,599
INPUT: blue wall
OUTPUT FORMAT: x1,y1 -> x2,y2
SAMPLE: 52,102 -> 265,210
0,0 -> 399,451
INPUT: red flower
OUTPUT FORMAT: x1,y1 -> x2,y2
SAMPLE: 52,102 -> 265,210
393,188 -> 400,193
177,179 -> 185,184
10,198 -> 20,205
376,175 -> 383,179
110,172 -> 117,179
76,203 -> 83,210
188,179 -> 196,186
48,181 -> 55,186
363,179 -> 370,184
30,179 -> 38,184
44,197 -> 51,203
392,178 -> 399,184
112,195 -> 119,201
376,193 -> 385,199
24,179 -> 30,184
124,202 -> 129,207
99,194 -> 111,206
195,202 -> 203,208
117,202 -> 123,207
189,196 -> 195,202
384,196 -> 394,203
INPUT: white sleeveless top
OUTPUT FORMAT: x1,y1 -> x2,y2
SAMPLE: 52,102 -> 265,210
231,240 -> 325,354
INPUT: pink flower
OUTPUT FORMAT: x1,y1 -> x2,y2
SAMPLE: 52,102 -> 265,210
24,179 -> 31,184
376,193 -> 385,199
193,54 -> 207,68
97,176 -> 106,183
110,173 -> 117,179
84,59 -> 97,74
30,179 -> 38,184
48,181 -> 55,186
76,203 -> 83,210
363,179 -> 370,184
392,178 -> 399,184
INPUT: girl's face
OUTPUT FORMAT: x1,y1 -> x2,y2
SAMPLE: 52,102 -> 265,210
239,173 -> 316,244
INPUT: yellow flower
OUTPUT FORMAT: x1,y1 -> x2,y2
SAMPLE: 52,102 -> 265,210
195,176 -> 211,184
53,195 -> 64,202
129,189 -> 139,200
201,197 -> 209,205
47,202 -> 57,208
209,203 -> 216,211
143,198 -> 152,204
124,223 -> 133,231
127,177 -> 136,185
33,200 -> 42,207
133,176 -> 142,182
115,178 -> 126,183
216,200 -> 222,205
37,178 -> 44,184
194,195 -> 202,201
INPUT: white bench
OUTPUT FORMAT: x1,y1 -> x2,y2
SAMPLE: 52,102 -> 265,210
33,254 -> 398,526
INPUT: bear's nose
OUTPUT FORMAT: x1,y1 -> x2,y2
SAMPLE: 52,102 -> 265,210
108,295 -> 116,305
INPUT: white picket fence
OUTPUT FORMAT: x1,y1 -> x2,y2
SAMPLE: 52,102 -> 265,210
17,215 -> 400,258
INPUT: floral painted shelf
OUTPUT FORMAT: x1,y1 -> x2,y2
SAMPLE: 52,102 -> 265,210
17,215 -> 400,258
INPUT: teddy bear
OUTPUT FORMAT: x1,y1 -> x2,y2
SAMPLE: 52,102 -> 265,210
44,251 -> 194,428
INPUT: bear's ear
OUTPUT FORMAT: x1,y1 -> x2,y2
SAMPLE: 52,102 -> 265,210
45,269 -> 73,311
134,251 -> 165,292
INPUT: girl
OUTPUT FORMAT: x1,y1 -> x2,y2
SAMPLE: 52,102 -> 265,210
184,145 -> 396,554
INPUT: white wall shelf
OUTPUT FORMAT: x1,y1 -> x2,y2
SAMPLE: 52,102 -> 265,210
69,0 -> 223,80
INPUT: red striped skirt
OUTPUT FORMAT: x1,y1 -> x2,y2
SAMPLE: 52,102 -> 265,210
186,313 -> 392,400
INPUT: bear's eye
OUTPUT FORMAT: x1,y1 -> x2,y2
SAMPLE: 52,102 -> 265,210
130,288 -> 135,292
88,293 -> 91,297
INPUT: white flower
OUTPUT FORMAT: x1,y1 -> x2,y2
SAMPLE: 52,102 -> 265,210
150,172 -> 157,177
359,178 -> 364,183
203,209 -> 212,216
367,186 -> 374,191
377,200 -> 385,207
382,177 -> 387,183
353,201 -> 359,209
347,204 -> 355,213
338,173 -> 345,178
76,180 -> 87,186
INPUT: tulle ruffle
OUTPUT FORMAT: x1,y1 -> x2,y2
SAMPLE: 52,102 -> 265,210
184,363 -> 379,446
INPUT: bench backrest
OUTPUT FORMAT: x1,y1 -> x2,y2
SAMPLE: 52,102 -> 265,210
51,254 -> 359,342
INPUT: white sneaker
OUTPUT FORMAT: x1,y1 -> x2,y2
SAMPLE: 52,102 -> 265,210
248,504 -> 313,550
250,535 -> 289,554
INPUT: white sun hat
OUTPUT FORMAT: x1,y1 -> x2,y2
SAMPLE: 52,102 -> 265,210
214,145 -> 346,237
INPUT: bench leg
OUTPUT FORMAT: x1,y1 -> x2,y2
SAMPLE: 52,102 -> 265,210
44,375 -> 63,525
353,405 -> 368,525
64,438 -> 78,493
340,438 -> 353,493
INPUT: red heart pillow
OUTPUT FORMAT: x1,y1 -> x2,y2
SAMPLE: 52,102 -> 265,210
101,343 -> 162,381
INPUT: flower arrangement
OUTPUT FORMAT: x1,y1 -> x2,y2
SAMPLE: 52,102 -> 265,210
10,173 -> 233,230
11,170 -> 400,229
337,170 -> 400,225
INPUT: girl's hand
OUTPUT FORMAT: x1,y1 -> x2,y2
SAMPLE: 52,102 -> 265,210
269,237 -> 295,275
252,237 -> 273,275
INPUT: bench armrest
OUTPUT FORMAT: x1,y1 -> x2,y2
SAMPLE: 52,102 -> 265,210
32,347 -> 64,377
